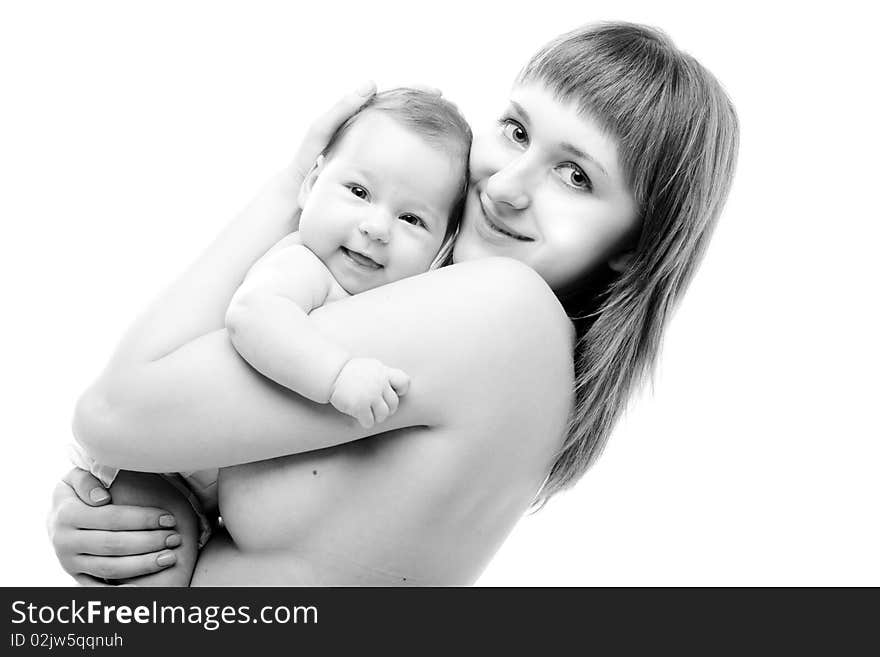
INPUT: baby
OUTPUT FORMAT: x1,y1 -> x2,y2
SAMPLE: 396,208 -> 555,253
226,88 -> 470,427
70,88 -> 472,585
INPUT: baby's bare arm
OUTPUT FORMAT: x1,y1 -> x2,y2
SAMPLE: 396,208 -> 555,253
225,243 -> 350,403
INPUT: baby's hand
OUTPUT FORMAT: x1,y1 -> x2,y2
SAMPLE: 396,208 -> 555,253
329,358 -> 411,428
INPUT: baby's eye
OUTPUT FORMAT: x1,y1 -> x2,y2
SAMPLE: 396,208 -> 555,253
348,184 -> 370,200
399,213 -> 426,229
499,119 -> 529,146
555,163 -> 593,192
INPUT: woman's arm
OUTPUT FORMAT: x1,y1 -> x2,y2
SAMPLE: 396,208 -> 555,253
70,85 -> 378,464
104,170 -> 300,369
75,258 -> 575,472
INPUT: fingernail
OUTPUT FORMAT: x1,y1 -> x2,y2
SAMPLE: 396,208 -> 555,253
157,551 -> 176,567
165,533 -> 181,548
89,488 -> 110,503
355,80 -> 375,96
158,515 -> 176,528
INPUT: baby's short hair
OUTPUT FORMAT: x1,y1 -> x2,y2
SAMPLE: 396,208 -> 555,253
323,88 -> 472,247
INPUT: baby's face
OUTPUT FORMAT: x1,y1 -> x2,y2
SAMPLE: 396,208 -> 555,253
298,112 -> 462,294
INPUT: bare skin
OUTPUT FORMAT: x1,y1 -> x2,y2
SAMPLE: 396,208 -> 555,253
69,144 -> 575,584
202,262 -> 573,585
55,78 -> 638,585
106,471 -> 199,586
77,257 -> 574,585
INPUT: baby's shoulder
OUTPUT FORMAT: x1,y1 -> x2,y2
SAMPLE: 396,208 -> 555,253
255,237 -> 326,275
267,231 -> 304,252
325,277 -> 351,304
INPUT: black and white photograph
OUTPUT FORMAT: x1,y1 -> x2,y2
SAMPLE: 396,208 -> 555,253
2,0 -> 877,589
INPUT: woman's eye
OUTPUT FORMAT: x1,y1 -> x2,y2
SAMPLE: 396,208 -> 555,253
348,185 -> 369,200
399,213 -> 425,228
500,119 -> 529,146
555,163 -> 593,192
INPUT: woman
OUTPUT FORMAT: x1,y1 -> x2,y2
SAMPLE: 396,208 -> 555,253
48,22 -> 738,585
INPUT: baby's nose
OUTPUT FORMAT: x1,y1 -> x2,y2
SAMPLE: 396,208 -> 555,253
359,210 -> 392,243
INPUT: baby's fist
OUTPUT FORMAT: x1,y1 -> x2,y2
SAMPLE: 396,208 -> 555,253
329,358 -> 410,428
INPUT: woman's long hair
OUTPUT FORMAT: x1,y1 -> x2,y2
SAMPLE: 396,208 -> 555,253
519,22 -> 740,505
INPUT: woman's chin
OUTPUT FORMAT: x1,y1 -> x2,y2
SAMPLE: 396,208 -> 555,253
453,226 -> 498,264
451,237 -> 479,264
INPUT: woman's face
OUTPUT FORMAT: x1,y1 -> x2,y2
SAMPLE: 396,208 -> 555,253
452,81 -> 641,293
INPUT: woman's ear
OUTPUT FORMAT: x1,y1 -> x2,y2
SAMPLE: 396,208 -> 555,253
297,155 -> 325,208
607,249 -> 635,273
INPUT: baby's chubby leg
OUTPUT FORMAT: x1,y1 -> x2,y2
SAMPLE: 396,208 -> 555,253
108,471 -> 201,586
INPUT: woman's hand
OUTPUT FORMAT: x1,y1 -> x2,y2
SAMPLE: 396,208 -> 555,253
48,469 -> 181,586
286,80 -> 377,189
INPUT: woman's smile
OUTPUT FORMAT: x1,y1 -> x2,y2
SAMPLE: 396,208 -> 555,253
477,190 -> 534,242
453,82 -> 641,292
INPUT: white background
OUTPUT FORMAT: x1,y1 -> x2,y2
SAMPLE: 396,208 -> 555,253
1,1 -> 877,586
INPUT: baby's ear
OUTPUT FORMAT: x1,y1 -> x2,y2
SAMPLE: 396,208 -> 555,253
297,155 -> 325,208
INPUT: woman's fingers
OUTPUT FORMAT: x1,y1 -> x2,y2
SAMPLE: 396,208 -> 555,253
62,467 -> 110,506
50,481 -> 74,521
61,500 -> 176,532
49,483 -> 180,583
72,529 -> 181,556
74,574 -> 114,587
73,551 -> 177,581
386,368 -> 411,396
74,574 -> 137,587
290,81 -> 377,182
401,83 -> 442,96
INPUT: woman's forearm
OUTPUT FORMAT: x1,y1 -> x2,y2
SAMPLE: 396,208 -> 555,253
73,86 -> 382,471
74,322 -> 408,473
72,168 -> 302,470
73,259 -> 572,474
74,329 -> 334,472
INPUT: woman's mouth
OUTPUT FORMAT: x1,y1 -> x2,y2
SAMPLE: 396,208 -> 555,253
477,192 -> 533,242
341,247 -> 383,270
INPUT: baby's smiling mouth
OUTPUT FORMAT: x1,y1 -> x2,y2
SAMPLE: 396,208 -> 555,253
341,247 -> 384,270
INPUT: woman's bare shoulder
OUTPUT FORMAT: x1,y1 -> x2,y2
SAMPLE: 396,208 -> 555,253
443,257 -> 576,411
313,257 -> 575,428
440,257 -> 571,319
318,257 -> 572,365
430,257 -> 574,352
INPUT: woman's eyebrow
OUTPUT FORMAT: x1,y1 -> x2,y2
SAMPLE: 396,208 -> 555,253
560,142 -> 609,179
510,100 -> 530,122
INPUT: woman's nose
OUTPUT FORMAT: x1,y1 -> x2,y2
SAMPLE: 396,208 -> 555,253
359,209 -> 392,243
484,159 -> 531,210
